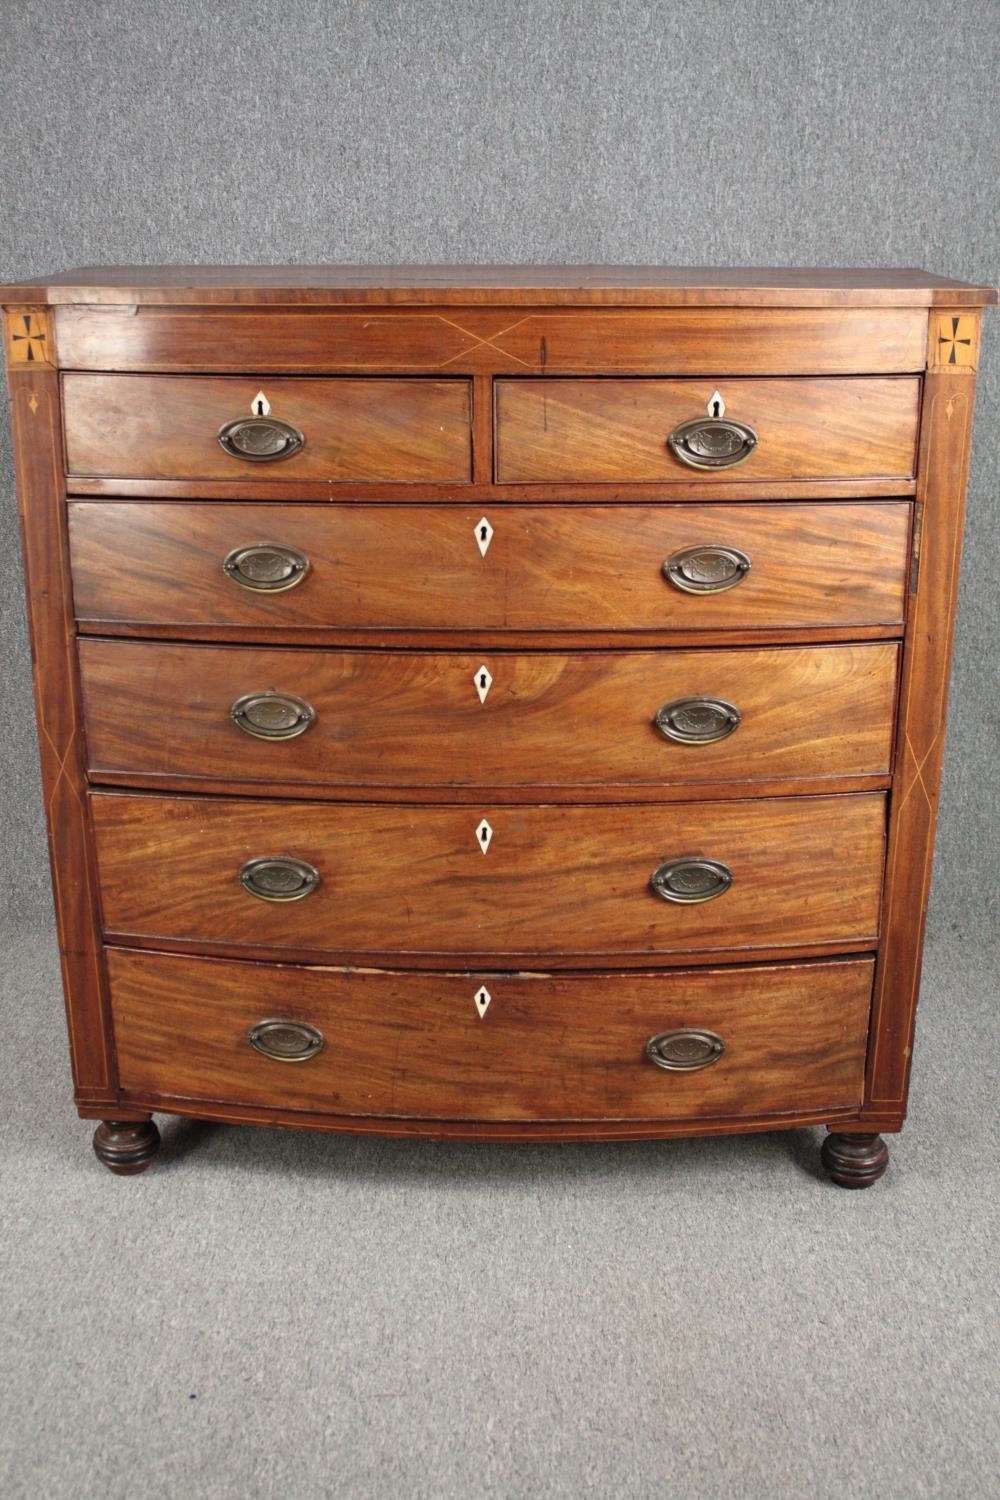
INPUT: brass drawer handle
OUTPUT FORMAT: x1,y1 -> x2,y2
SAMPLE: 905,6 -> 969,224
655,697 -> 741,745
231,691 -> 316,740
217,415 -> 305,462
646,1028 -> 725,1072
248,1018 -> 325,1062
668,416 -> 758,470
651,857 -> 733,904
223,543 -> 310,592
239,856 -> 320,902
663,543 -> 752,594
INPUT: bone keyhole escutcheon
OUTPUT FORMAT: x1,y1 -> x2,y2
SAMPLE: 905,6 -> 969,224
475,516 -> 494,557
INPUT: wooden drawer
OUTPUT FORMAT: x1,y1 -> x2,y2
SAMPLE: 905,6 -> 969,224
107,948 -> 872,1121
69,501 -> 911,637
80,640 -> 899,793
62,374 -> 472,482
495,377 -> 920,483
92,792 -> 886,963
52,304 -> 926,375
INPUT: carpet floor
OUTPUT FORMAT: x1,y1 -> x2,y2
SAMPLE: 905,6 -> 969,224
0,919 -> 996,1500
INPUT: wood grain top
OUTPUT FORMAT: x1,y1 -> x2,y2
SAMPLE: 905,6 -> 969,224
2,264 -> 996,307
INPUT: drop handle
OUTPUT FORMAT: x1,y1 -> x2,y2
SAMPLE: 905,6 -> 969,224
231,691 -> 316,740
668,416 -> 758,470
217,415 -> 305,462
248,1019 -> 325,1062
651,857 -> 733,904
239,856 -> 320,903
645,1029 -> 725,1072
655,697 -> 741,745
663,544 -> 752,595
223,543 -> 310,592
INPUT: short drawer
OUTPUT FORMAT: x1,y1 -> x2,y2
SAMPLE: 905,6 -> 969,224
495,377 -> 920,483
92,792 -> 886,963
107,948 -> 872,1121
69,501 -> 911,635
80,640 -> 899,792
62,374 -> 472,482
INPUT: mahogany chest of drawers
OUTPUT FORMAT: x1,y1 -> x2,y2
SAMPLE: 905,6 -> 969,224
3,265 -> 995,1185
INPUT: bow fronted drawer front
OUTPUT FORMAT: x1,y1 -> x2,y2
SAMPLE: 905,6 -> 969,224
495,378 -> 920,483
52,305 -> 927,375
79,639 -> 899,794
90,791 -> 886,964
107,948 -> 872,1122
62,374 -> 473,483
68,501 -> 911,636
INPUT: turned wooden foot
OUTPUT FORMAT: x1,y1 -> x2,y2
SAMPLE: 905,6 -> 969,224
93,1118 -> 161,1175
821,1131 -> 889,1189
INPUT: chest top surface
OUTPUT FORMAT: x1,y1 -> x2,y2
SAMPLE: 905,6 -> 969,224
1,264 -> 997,307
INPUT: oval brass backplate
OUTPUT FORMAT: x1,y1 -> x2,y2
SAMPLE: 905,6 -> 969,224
223,543 -> 310,592
248,1018 -> 325,1062
239,856 -> 320,902
655,697 -> 742,745
645,1028 -> 725,1072
663,544 -> 752,595
231,691 -> 316,740
217,416 -> 305,462
651,857 -> 733,904
667,416 -> 758,470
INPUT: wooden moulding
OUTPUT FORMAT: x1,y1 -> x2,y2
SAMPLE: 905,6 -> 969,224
75,1100 -> 882,1141
64,477 -> 920,502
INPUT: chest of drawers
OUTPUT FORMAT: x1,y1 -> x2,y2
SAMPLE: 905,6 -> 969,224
3,265 -> 994,1186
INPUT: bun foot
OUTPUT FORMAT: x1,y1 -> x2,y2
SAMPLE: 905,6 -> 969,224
93,1118 -> 161,1175
821,1131 -> 889,1189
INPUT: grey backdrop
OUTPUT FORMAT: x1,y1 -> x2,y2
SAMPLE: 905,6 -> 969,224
1,0 -> 997,933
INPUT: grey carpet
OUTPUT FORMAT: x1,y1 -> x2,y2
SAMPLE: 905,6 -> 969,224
1,919 -> 996,1500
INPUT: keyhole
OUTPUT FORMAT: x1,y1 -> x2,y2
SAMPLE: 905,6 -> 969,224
479,525 -> 488,541
256,399 -> 265,415
480,826 -> 488,844
711,398 -> 721,417
479,672 -> 487,689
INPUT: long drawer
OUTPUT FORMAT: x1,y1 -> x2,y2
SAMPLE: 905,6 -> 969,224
92,792 -> 886,962
62,374 -> 473,482
53,304 -> 927,375
495,377 -> 920,482
69,501 -> 911,635
80,640 -> 899,791
107,948 -> 872,1121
